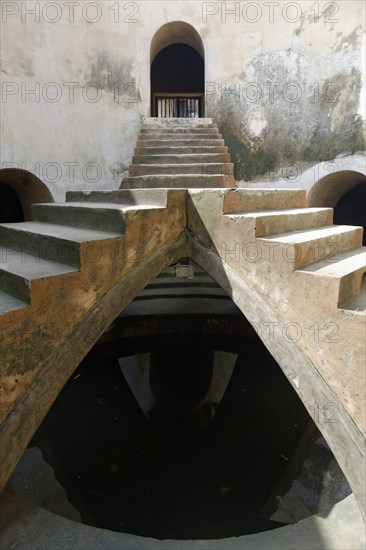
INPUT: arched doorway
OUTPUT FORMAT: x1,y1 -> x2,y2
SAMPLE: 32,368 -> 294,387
308,170 -> 366,245
150,22 -> 205,118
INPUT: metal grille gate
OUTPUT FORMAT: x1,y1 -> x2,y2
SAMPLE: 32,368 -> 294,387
154,95 -> 203,118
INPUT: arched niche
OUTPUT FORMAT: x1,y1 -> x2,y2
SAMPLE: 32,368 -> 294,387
308,170 -> 366,244
308,170 -> 365,208
0,168 -> 54,222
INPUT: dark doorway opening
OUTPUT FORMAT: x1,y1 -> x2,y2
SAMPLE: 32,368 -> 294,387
151,44 -> 204,118
0,182 -> 25,223
334,182 -> 366,245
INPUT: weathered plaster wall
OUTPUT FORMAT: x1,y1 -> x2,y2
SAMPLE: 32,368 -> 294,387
240,154 -> 366,199
1,1 -> 365,198
201,0 -> 365,181
1,1 -> 143,200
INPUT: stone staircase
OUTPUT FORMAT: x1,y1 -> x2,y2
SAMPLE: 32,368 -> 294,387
121,117 -> 236,188
188,189 -> 365,312
0,190 -> 171,315
0,188 -> 365,512
222,191 -> 365,310
1,189 -> 364,316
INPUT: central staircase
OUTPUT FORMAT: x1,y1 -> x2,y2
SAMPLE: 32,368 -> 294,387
121,118 -> 236,188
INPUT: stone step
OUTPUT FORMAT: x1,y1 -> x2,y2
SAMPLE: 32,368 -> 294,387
121,174 -> 236,189
140,285 -> 226,298
339,272 -> 366,312
132,153 -> 232,164
134,146 -> 228,155
142,117 -> 215,129
0,245 -> 79,306
66,189 -> 168,206
223,189 -> 307,212
1,264 -> 31,303
126,119 -> 236,189
32,202 -> 164,233
0,222 -> 121,267
138,131 -> 221,139
136,138 -> 225,147
260,225 -> 363,270
128,163 -> 234,176
227,207 -> 333,237
296,247 -> 366,307
0,290 -> 28,314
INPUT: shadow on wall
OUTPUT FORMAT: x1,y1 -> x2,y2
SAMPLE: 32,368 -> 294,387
0,169 -> 54,222
309,170 -> 366,244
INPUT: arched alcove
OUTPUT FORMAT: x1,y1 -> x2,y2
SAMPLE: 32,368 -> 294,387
308,170 -> 366,245
0,169 -> 54,222
150,22 -> 205,117
308,170 -> 366,208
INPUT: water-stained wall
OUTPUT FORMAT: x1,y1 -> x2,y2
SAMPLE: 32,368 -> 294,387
1,1 -> 365,198
204,2 -> 365,182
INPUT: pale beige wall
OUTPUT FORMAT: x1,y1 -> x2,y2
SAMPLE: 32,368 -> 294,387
1,1 -> 365,199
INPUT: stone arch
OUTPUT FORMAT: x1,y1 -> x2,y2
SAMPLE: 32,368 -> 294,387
150,22 -> 205,117
150,21 -> 205,64
308,170 -> 366,244
308,170 -> 366,208
2,240 -> 364,519
0,168 -> 54,221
